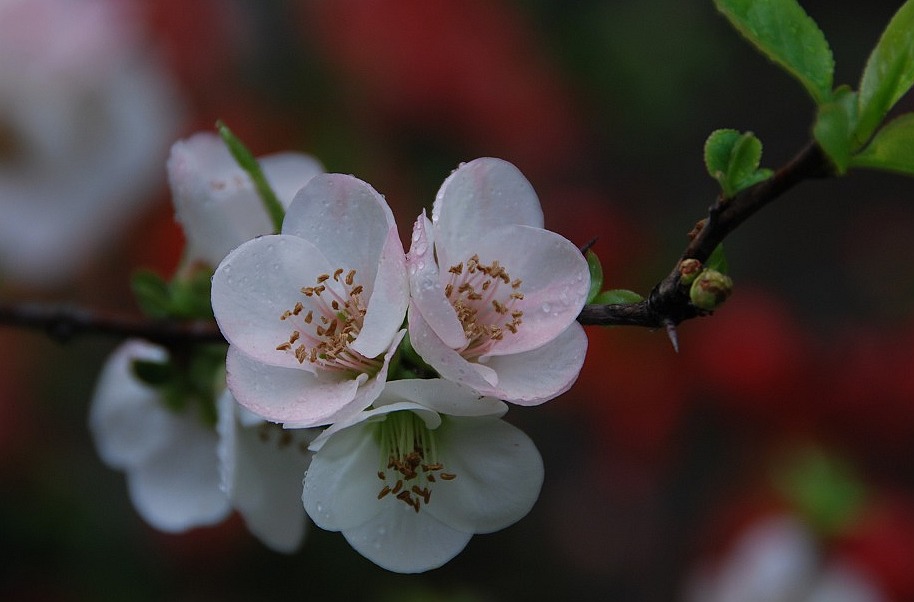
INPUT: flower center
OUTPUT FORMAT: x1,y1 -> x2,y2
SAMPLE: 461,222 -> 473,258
275,268 -> 381,374
444,254 -> 525,359
374,411 -> 455,513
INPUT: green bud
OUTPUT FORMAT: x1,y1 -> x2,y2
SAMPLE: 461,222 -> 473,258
689,269 -> 733,310
678,258 -> 703,285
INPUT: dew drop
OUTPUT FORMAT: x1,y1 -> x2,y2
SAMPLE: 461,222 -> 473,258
541,303 -> 551,313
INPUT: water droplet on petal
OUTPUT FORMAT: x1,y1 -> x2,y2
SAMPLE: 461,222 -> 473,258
541,303 -> 551,313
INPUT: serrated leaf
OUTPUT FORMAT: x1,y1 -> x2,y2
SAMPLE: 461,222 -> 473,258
705,129 -> 743,182
856,0 -> 914,144
592,289 -> 644,305
217,121 -> 285,233
705,243 -> 729,274
714,0 -> 834,104
131,270 -> 173,318
585,250 -> 604,304
813,88 -> 858,173
850,113 -> 914,176
728,132 -> 765,192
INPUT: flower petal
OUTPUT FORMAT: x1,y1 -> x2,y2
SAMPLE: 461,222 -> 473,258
125,411 -> 230,533
425,416 -> 543,534
349,225 -> 409,359
89,340 -> 174,468
432,158 -> 544,267
473,224 -> 589,355
211,234 -> 333,370
407,306 -> 499,391
302,421 -> 387,531
217,393 -> 314,553
481,322 -> 588,405
342,503 -> 473,573
407,212 -> 466,349
282,173 -> 396,298
225,347 -> 366,426
374,379 -> 507,418
258,152 -> 324,209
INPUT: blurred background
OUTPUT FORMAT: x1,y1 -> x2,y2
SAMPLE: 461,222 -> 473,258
2,0 -> 913,600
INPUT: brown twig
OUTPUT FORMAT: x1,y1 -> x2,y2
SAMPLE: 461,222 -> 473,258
0,302 -> 224,345
577,141 -> 831,328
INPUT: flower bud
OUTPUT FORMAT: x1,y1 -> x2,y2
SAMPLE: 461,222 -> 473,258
689,269 -> 733,311
679,258 -> 703,285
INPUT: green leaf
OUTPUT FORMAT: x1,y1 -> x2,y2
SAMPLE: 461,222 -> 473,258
856,0 -> 914,144
592,289 -> 644,305
705,243 -> 729,274
217,121 -> 285,233
169,269 -> 215,319
131,270 -> 173,318
132,359 -> 174,386
704,130 -> 772,197
585,250 -> 604,304
850,113 -> 914,176
713,0 -> 834,104
813,87 -> 858,173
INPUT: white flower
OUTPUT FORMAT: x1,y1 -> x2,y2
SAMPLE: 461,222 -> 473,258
302,379 -> 544,573
407,158 -> 589,404
684,515 -> 887,602
89,340 -> 229,532
211,173 -> 409,427
167,132 -> 324,268
216,392 -> 316,553
0,0 -> 182,286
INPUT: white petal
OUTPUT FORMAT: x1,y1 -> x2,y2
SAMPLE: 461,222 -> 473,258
308,399 -> 441,453
407,212 -> 466,349
425,416 -> 543,534
126,410 -> 230,533
168,134 -> 322,268
481,322 -> 588,405
217,393 -> 315,553
89,340 -> 173,468
432,158 -> 544,267
302,421 -> 387,531
349,226 -> 409,359
473,224 -> 590,356
407,306 -> 499,392
282,173 -> 396,297
225,347 -> 366,426
375,379 -> 507,418
211,234 -> 333,369
342,503 -> 473,573
259,152 -> 325,209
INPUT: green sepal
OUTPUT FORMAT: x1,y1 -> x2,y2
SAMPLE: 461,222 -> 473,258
132,358 -> 175,386
856,0 -> 914,145
704,129 -> 772,197
813,86 -> 858,174
713,0 -> 834,104
850,113 -> 914,176
705,243 -> 729,274
772,447 -> 867,538
130,270 -> 173,319
592,289 -> 644,305
217,120 -> 285,233
585,250 -> 604,304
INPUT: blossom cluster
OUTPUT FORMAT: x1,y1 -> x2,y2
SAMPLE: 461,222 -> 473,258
91,132 -> 590,572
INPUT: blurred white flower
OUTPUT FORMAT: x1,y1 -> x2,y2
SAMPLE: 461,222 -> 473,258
168,132 -> 324,268
89,340 -> 229,532
0,0 -> 182,286
684,515 -> 886,602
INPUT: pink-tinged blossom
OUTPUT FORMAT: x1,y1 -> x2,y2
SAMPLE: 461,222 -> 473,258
211,173 -> 409,427
302,379 -> 543,573
89,340 -> 229,532
0,0 -> 182,286
168,132 -> 324,268
407,158 -> 589,404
